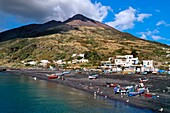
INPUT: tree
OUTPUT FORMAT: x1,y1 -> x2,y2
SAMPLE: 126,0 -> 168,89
131,49 -> 138,58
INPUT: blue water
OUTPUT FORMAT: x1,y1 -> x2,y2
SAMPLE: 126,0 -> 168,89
0,72 -> 155,113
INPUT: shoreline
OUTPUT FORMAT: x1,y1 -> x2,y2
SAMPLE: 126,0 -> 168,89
6,69 -> 170,113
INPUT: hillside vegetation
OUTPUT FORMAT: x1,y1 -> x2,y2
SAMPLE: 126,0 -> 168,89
0,14 -> 169,67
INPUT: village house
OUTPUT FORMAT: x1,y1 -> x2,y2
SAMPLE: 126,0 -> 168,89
72,59 -> 89,64
39,60 -> 50,67
71,53 -> 85,58
100,55 -> 158,74
100,61 -> 122,73
53,60 -> 66,65
21,61 -> 37,66
71,53 -> 88,64
141,60 -> 154,72
27,61 -> 37,65
114,55 -> 139,67
114,55 -> 140,73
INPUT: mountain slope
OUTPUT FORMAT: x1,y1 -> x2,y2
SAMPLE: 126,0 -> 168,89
0,14 -> 169,67
0,14 -> 121,42
0,20 -> 75,42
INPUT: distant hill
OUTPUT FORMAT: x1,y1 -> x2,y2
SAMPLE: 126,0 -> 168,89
0,14 -> 169,67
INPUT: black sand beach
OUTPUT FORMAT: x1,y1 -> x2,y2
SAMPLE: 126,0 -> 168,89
6,69 -> 170,113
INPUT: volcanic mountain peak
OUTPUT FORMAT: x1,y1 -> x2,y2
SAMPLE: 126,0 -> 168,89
64,14 -> 94,23
64,14 -> 119,32
64,14 -> 98,27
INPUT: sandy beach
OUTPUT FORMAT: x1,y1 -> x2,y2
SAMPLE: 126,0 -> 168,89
6,69 -> 170,113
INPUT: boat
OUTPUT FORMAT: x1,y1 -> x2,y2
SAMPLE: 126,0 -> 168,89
139,78 -> 148,82
61,71 -> 70,75
114,86 -> 120,94
128,89 -> 145,97
105,82 -> 118,87
47,75 -> 58,79
46,74 -> 58,79
55,71 -> 70,76
143,93 -> 152,98
88,74 -> 98,79
126,86 -> 135,92
46,74 -> 56,76
137,87 -> 146,92
33,77 -> 37,80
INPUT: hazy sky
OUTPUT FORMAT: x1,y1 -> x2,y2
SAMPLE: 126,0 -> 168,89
0,0 -> 169,45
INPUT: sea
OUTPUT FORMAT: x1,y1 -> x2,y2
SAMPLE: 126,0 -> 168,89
0,72 -> 155,113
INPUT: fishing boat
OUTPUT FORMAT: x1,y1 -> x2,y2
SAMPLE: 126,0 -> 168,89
128,89 -> 145,97
105,82 -> 118,87
46,74 -> 58,79
143,93 -> 153,98
33,77 -> 37,80
113,86 -> 120,94
47,75 -> 58,79
139,78 -> 148,82
88,74 -> 98,79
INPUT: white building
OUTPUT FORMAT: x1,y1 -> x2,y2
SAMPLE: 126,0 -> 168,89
78,54 -> 85,58
71,54 -> 77,57
22,61 -> 37,66
71,53 -> 85,58
101,61 -> 112,68
143,60 -> 154,68
27,61 -> 37,65
72,59 -> 88,64
114,55 -> 139,67
141,60 -> 154,72
40,60 -> 50,67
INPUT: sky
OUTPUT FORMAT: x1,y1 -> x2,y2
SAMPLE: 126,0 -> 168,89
0,0 -> 169,45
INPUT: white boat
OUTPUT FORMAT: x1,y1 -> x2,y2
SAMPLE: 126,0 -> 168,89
88,74 -> 98,79
139,78 -> 148,82
33,77 -> 37,80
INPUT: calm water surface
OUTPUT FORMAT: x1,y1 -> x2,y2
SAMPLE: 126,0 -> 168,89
0,72 -> 154,113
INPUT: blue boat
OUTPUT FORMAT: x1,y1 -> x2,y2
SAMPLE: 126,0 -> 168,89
114,86 -> 121,94
128,89 -> 145,97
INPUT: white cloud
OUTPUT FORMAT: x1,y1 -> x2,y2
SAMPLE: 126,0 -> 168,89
106,7 -> 136,30
0,0 -> 111,22
156,20 -> 170,27
138,29 -> 159,40
140,34 -> 147,39
151,35 -> 164,40
137,14 -> 152,22
106,7 -> 152,30
139,29 -> 170,41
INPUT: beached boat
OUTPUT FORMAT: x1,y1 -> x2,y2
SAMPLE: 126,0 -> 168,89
55,71 -> 70,76
47,75 -> 58,79
114,86 -> 121,94
105,82 -> 118,87
88,74 -> 98,79
143,93 -> 153,98
128,89 -> 145,97
166,87 -> 170,92
139,78 -> 148,82
114,86 -> 132,94
61,71 -> 70,75
46,74 -> 58,79
143,93 -> 157,98
33,77 -> 37,80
